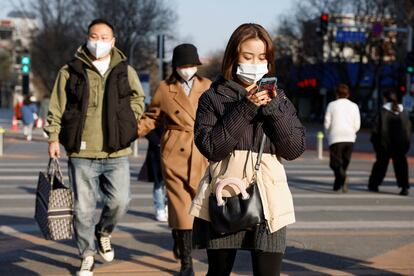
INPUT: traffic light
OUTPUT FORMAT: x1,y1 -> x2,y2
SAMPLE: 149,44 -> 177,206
21,55 -> 30,74
320,13 -> 329,35
406,51 -> 414,74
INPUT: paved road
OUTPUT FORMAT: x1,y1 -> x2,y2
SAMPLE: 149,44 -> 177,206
0,130 -> 413,275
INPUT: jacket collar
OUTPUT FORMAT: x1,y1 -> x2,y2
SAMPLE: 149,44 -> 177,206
213,75 -> 247,100
168,77 -> 204,120
74,45 -> 127,73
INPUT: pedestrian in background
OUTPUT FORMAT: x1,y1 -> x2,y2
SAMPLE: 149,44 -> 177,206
21,95 -> 38,141
138,43 -> 211,276
45,19 -> 145,276
368,89 -> 411,196
190,23 -> 305,276
324,84 -> 360,192
138,123 -> 168,222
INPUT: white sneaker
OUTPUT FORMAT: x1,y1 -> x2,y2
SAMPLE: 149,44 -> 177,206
77,256 -> 94,276
155,209 -> 168,222
96,233 -> 114,262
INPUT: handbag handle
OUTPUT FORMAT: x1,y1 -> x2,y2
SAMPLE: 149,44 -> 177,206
215,177 -> 250,206
47,157 -> 63,185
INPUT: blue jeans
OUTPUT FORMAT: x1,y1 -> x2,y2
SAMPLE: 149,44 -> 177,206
153,180 -> 166,211
68,157 -> 131,257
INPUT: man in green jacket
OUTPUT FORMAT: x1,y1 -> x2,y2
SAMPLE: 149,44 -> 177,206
45,19 -> 145,276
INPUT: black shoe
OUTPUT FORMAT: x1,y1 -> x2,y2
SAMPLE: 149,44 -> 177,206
399,188 -> 409,196
368,185 -> 379,192
95,232 -> 114,262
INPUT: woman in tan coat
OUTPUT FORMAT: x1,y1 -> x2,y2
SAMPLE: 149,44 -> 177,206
138,43 -> 211,276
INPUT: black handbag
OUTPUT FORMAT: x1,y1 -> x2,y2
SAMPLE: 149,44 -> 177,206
208,135 -> 266,234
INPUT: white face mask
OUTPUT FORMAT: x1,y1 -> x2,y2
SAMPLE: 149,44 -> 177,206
87,40 -> 113,59
177,67 -> 198,81
236,63 -> 268,84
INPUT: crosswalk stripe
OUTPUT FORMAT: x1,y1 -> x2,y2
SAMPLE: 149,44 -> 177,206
0,175 -> 401,183
0,168 -> 373,177
1,205 -> 413,214
1,220 -> 413,236
0,193 -> 407,200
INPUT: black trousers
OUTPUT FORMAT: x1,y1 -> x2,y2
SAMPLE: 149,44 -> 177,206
369,148 -> 409,189
329,142 -> 354,190
206,249 -> 283,276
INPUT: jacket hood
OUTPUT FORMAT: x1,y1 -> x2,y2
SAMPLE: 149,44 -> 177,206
212,75 -> 248,100
383,102 -> 403,114
74,44 -> 127,70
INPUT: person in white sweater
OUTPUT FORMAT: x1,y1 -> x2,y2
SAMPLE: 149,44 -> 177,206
324,84 -> 361,192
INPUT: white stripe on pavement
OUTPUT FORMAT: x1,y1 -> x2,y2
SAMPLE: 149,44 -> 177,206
0,193 -> 409,200
0,168 -> 368,175
0,175 -> 399,182
291,220 -> 414,229
1,220 -> 414,235
1,205 -> 414,215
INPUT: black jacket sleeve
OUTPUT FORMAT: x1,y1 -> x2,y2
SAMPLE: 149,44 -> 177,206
194,91 -> 259,161
261,90 -> 306,160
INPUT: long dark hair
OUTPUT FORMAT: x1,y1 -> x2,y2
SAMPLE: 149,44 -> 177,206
383,89 -> 399,112
221,23 -> 275,81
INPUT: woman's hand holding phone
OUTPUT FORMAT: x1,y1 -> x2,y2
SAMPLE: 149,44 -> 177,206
246,77 -> 277,106
247,86 -> 271,107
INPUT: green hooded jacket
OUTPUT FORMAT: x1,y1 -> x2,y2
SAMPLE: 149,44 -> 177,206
45,45 -> 145,158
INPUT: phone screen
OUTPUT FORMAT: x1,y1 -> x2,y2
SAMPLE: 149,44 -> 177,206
257,77 -> 277,93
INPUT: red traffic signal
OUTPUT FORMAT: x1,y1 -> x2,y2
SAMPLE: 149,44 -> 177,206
320,13 -> 329,35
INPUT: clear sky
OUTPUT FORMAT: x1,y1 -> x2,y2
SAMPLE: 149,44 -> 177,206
172,0 -> 293,58
0,0 -> 294,58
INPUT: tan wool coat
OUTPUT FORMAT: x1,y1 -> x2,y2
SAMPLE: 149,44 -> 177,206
138,76 -> 211,229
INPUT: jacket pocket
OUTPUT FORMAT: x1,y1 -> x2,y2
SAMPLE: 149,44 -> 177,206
88,79 -> 99,108
116,107 -> 138,149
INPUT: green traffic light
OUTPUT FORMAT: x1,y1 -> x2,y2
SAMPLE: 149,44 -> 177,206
408,66 -> 414,73
22,65 -> 30,74
21,56 -> 30,65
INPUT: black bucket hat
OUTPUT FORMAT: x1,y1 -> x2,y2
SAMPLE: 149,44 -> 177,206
172,43 -> 202,67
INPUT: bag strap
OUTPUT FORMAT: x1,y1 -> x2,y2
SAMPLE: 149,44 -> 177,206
47,157 -> 64,185
255,134 -> 267,171
208,132 -> 267,186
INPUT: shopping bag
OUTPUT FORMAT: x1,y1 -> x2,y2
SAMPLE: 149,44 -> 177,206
34,158 -> 74,240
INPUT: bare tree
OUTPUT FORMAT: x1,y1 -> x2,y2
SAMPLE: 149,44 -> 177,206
89,0 -> 177,72
29,0 -> 87,92
197,50 -> 223,81
26,0 -> 176,94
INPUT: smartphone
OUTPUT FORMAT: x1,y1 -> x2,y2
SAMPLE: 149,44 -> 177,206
257,77 -> 277,94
